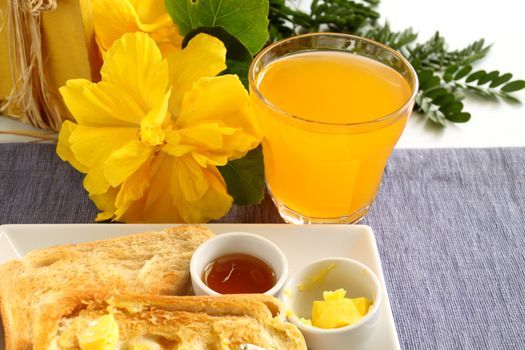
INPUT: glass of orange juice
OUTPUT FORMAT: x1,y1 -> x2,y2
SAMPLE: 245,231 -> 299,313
249,33 -> 418,224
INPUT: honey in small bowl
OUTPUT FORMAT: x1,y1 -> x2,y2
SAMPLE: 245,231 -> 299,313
202,253 -> 276,294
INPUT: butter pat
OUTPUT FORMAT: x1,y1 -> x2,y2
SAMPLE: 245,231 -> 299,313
351,297 -> 373,316
312,297 -> 361,329
309,289 -> 372,329
78,314 -> 119,350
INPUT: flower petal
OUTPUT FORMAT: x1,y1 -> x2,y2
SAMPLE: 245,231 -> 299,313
170,162 -> 232,223
141,153 -> 171,211
143,19 -> 182,56
60,80 -> 145,127
172,156 -> 209,202
92,0 -> 139,52
114,157 -> 152,219
162,128 -> 192,158
167,33 -> 226,115
109,154 -> 232,223
140,89 -> 171,146
129,0 -> 169,25
177,75 -> 262,160
177,123 -> 226,150
122,154 -> 184,223
104,140 -> 153,187
102,32 -> 169,113
129,0 -> 178,35
68,126 -> 137,196
176,123 -> 233,166
191,152 -> 229,168
90,187 -> 119,222
69,125 -> 137,168
56,121 -> 88,173
96,211 -> 115,222
84,166 -> 110,195
93,0 -> 181,56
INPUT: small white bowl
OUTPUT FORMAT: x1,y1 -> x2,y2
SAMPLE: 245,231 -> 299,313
190,232 -> 288,297
281,258 -> 382,350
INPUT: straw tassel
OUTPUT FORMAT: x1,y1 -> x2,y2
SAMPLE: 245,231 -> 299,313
1,0 -> 68,132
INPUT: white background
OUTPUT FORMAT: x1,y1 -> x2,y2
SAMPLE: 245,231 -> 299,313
0,0 -> 524,147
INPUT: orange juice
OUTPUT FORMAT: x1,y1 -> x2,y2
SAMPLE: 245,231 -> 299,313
251,50 -> 413,221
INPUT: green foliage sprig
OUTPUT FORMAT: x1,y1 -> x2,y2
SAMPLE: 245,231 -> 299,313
269,0 -> 379,41
269,1 -> 525,126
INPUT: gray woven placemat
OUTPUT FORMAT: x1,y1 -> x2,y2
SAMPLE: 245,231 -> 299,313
1,144 -> 524,349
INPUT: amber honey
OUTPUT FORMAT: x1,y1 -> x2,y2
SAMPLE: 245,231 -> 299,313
202,253 -> 276,294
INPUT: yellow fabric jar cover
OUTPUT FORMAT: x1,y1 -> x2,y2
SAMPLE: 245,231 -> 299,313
0,0 -> 101,131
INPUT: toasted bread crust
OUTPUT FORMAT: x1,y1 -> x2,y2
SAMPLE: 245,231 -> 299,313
0,225 -> 214,350
33,291 -> 307,350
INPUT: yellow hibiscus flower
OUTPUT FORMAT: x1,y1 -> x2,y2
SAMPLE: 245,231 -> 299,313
92,0 -> 182,55
57,32 -> 261,223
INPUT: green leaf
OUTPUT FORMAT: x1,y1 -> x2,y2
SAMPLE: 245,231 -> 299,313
440,101 -> 463,114
466,70 -> 486,83
489,73 -> 512,88
424,87 -> 448,99
446,112 -> 471,123
418,70 -> 440,90
181,27 -> 252,89
165,0 -> 269,55
452,38 -> 491,65
454,65 -> 472,80
443,64 -> 458,82
477,70 -> 499,85
433,93 -> 455,106
501,80 -> 525,93
218,145 -> 265,205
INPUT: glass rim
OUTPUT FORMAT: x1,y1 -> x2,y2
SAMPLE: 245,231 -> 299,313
249,32 -> 419,128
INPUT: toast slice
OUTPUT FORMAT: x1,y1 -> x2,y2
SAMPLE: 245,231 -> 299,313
33,291 -> 307,350
0,225 -> 214,350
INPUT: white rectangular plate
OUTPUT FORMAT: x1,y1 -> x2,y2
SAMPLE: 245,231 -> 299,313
0,224 -> 400,350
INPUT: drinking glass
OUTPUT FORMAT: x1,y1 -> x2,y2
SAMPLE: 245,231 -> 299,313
249,33 -> 418,224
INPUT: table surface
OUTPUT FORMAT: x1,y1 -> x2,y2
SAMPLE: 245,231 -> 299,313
0,0 -> 524,147
1,144 -> 524,350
